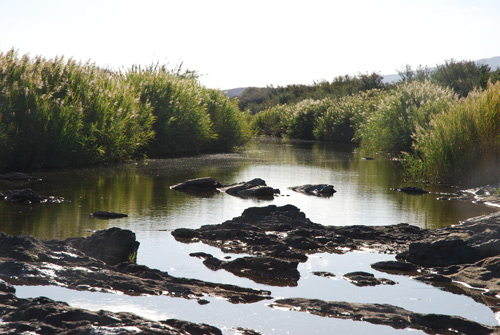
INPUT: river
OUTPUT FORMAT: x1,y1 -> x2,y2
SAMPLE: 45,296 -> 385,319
1,138 -> 498,334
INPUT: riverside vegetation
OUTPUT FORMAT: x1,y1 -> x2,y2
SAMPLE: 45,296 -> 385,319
0,50 -> 250,171
248,60 -> 500,186
1,49 -> 498,187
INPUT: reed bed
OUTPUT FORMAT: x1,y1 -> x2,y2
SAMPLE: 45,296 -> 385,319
0,50 -> 249,171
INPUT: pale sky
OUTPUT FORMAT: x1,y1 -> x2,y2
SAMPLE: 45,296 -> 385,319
1,0 -> 500,89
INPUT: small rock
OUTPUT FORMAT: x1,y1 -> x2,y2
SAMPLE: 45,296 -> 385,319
91,211 -> 128,219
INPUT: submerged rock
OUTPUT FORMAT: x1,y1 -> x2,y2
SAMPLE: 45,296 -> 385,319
271,298 -> 495,335
393,186 -> 429,194
91,211 -> 129,219
0,188 -> 64,204
343,271 -> 396,287
288,184 -> 336,197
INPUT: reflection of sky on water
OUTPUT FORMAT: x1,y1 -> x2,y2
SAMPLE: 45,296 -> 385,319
5,139 -> 500,333
17,235 -> 497,334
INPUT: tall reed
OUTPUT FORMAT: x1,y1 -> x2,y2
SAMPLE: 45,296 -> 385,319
408,81 -> 500,186
356,81 -> 457,153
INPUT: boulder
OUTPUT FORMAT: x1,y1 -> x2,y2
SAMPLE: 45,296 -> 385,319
66,227 -> 140,265
170,177 -> 222,192
289,184 -> 336,196
219,178 -> 280,199
195,254 -> 300,286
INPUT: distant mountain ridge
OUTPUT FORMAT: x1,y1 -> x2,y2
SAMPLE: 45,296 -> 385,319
382,56 -> 500,83
224,56 -> 500,96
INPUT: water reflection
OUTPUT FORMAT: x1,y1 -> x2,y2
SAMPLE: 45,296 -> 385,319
4,138 -> 500,334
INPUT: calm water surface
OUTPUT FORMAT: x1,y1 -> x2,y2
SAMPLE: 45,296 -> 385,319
2,138 -> 499,334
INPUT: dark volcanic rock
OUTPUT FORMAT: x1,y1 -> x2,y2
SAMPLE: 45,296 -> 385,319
0,229 -> 271,304
0,284 -> 223,335
219,178 -> 280,199
343,271 -> 396,287
312,271 -> 336,279
173,205 -> 431,262
196,255 -> 300,286
170,177 -> 222,194
371,260 -> 418,273
0,188 -> 64,204
91,211 -> 128,219
66,227 -> 139,265
289,184 -> 336,196
404,211 -> 500,267
271,298 -> 495,335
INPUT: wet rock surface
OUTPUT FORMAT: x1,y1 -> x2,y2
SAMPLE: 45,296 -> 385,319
288,184 -> 336,197
271,298 -> 495,335
0,188 -> 64,204
219,178 -> 280,199
191,252 -> 300,286
343,271 -> 396,287
392,186 -> 429,194
172,204 -> 434,260
0,279 -> 223,335
0,228 -> 271,304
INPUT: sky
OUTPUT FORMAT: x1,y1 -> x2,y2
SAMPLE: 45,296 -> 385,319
1,0 -> 500,89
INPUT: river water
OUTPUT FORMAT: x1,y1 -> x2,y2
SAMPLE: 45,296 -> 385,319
2,138 -> 499,334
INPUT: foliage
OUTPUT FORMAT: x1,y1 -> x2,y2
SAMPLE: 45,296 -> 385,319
250,104 -> 290,137
237,72 -> 385,114
0,50 -> 251,171
431,59 -> 492,98
0,50 -> 154,170
356,81 -> 457,153
125,65 -> 214,157
407,81 -> 500,186
315,90 -> 384,143
202,88 -> 251,152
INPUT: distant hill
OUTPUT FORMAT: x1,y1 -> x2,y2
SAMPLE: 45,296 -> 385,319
225,56 -> 500,96
382,56 -> 500,84
222,87 -> 247,98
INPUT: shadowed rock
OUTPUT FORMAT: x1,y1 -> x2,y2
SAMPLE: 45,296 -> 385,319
192,253 -> 300,287
343,271 -> 396,287
271,298 -> 495,335
0,229 -> 272,304
312,271 -> 336,279
219,178 -> 280,199
91,211 -> 128,219
0,280 -> 223,335
393,186 -> 429,194
170,177 -> 222,192
0,188 -> 64,204
289,184 -> 336,197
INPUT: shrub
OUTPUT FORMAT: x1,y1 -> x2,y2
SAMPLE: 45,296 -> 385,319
250,104 -> 290,137
407,81 -> 500,185
357,81 -> 457,153
315,90 -> 384,143
284,98 -> 332,140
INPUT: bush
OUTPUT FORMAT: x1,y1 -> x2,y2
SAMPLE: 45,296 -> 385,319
250,104 -> 290,137
357,81 -> 457,153
203,88 -> 251,152
315,90 -> 384,143
284,99 -> 332,140
407,81 -> 500,185
0,50 -> 154,170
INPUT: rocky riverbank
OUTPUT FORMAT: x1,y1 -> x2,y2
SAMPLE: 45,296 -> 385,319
2,202 -> 500,334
